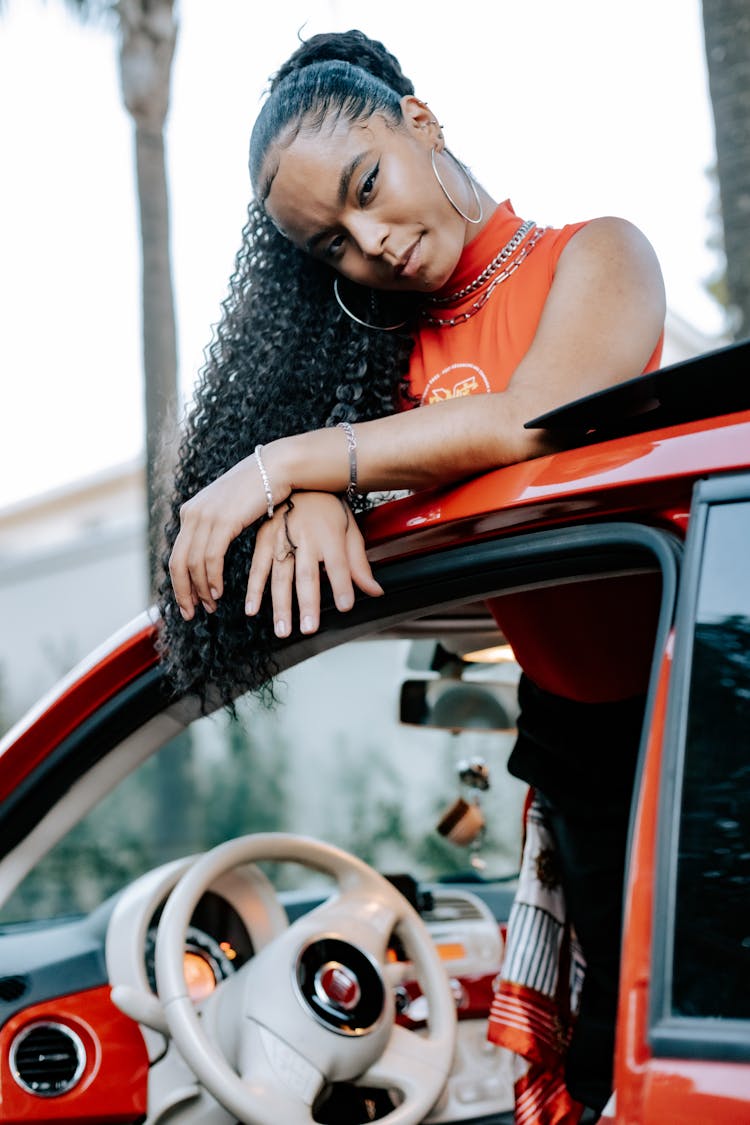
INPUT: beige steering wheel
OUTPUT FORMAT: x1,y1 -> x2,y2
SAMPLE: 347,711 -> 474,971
155,833 -> 456,1125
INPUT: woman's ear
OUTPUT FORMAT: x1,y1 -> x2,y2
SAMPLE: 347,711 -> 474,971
400,95 -> 444,149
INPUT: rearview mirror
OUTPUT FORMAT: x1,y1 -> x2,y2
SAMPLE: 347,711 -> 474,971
399,679 -> 519,733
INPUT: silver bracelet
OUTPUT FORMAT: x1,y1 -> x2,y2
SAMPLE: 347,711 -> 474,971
254,444 -> 274,519
337,421 -> 359,503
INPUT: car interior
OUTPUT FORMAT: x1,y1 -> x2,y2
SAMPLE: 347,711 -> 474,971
0,519 -> 679,1124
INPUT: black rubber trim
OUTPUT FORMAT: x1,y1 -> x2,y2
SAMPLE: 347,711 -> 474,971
650,471 -> 750,1062
273,521 -> 680,678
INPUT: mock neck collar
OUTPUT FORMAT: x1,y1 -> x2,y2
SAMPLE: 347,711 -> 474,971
432,200 -> 521,301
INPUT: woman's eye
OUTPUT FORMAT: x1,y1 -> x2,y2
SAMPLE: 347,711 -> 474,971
359,162 -> 379,203
325,234 -> 346,260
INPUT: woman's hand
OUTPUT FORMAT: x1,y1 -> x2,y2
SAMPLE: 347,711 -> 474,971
245,492 -> 384,637
169,450 -> 293,621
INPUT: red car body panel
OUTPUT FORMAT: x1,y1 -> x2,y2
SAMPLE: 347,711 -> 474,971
639,1059 -> 750,1122
0,621 -> 159,804
616,640 -> 672,1120
365,412 -> 750,561
0,987 -> 149,1123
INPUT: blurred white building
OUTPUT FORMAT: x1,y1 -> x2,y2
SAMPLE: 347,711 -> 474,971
0,462 -> 148,720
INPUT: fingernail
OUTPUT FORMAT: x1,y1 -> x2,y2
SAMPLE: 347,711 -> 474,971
209,587 -> 219,600
245,599 -> 256,616
337,595 -> 354,612
201,600 -> 213,614
275,619 -> 289,637
179,606 -> 191,621
301,615 -> 314,633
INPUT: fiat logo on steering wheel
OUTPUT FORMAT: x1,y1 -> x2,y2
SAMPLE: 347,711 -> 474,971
313,961 -> 362,1013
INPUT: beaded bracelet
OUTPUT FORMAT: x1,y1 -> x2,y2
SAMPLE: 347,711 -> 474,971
337,421 -> 359,503
254,444 -> 274,519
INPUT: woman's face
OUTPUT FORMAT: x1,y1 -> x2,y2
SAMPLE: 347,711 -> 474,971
262,97 -> 484,293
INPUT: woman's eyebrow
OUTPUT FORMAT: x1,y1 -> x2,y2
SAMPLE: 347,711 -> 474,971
305,151 -> 370,254
337,151 -> 369,206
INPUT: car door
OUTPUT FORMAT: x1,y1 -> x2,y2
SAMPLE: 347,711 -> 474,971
629,473 -> 750,1123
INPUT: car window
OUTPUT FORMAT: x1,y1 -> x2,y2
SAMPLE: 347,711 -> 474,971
0,634 -> 527,924
672,499 -> 750,1021
1,523 -> 678,930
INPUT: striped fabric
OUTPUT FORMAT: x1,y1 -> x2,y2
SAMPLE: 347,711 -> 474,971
502,903 -> 565,994
487,796 -> 587,1125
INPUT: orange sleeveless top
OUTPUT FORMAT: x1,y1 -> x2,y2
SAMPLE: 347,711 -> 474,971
406,202 -> 664,703
409,199 -> 662,402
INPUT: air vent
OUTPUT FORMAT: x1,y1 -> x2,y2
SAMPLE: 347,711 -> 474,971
0,975 -> 29,1003
10,1022 -> 86,1097
423,892 -> 484,922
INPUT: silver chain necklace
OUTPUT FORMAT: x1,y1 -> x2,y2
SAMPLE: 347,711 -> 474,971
421,226 -> 547,329
427,219 -> 537,306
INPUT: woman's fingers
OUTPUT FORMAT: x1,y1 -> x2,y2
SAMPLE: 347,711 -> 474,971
240,493 -> 384,635
245,522 -> 276,617
246,507 -> 312,638
270,549 -> 297,637
170,508 -> 240,615
345,521 -> 385,598
170,520 -> 218,617
169,448 -> 293,619
318,537 -> 356,616
294,545 -> 322,635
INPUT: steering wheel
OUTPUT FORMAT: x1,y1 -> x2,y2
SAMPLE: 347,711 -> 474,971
154,833 -> 457,1125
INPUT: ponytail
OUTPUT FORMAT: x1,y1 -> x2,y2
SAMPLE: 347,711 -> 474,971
158,33 -> 418,710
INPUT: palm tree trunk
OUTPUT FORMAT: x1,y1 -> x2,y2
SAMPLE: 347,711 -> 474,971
702,0 -> 750,339
117,0 -> 179,595
134,121 -> 178,590
118,1 -> 190,862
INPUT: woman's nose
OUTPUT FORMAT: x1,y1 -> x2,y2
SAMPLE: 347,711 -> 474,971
350,216 -> 388,259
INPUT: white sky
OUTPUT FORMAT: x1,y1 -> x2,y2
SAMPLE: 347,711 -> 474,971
0,0 -> 723,511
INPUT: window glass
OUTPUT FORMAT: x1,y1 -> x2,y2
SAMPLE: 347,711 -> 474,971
672,501 -> 750,1020
0,634 -> 527,924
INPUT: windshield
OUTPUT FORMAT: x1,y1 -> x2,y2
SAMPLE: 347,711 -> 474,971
0,635 -> 526,924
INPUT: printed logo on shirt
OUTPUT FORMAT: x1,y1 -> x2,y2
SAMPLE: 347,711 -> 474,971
421,362 -> 492,406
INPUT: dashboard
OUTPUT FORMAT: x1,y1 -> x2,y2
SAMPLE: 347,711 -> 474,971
0,859 -> 517,1124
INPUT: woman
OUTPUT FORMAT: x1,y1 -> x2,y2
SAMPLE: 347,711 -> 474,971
160,29 -> 665,1120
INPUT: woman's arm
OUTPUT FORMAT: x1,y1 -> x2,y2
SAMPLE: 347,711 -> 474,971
170,218 -> 665,619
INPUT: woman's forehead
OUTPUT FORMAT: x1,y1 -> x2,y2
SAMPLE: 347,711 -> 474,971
263,116 -> 382,237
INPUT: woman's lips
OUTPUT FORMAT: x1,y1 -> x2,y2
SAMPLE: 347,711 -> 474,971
395,237 -> 422,280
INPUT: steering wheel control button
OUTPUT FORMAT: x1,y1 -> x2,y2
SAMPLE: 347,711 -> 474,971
296,937 -> 385,1035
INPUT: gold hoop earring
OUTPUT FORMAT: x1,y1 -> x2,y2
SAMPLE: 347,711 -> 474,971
333,278 -> 409,332
431,147 -> 483,225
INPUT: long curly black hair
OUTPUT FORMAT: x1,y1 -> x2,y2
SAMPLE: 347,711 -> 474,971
157,31 -> 420,711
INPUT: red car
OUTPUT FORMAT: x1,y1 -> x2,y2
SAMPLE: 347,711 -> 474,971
0,342 -> 748,1124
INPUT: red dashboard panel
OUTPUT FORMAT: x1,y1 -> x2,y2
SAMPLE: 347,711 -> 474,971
0,986 -> 148,1123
